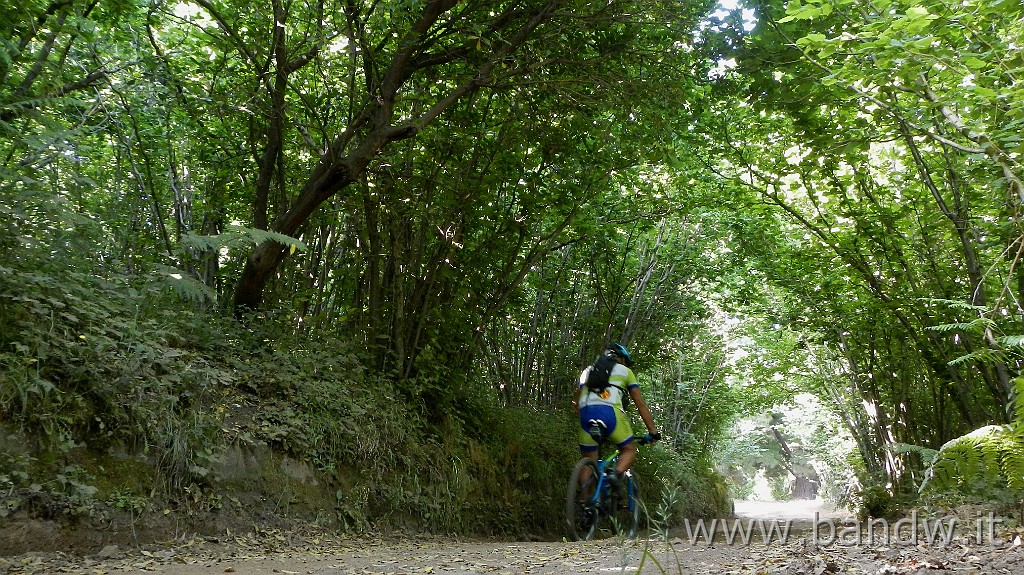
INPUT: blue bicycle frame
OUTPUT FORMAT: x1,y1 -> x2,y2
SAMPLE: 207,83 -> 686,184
587,448 -> 637,514
566,425 -> 648,540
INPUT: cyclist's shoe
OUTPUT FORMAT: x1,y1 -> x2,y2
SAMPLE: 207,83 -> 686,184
610,470 -> 632,501
575,505 -> 596,530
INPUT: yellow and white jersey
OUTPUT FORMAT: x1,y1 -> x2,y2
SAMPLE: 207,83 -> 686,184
577,363 -> 638,412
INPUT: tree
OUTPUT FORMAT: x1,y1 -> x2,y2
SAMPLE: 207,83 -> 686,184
695,0 -> 1024,494
210,0 -> 702,312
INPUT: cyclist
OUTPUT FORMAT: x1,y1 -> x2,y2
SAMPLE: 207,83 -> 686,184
572,342 -> 660,483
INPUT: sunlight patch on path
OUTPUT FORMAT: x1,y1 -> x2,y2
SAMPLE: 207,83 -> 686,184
734,498 -> 849,521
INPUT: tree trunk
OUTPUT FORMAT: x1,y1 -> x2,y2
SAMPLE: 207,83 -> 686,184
233,152 -> 356,312
230,0 -> 561,314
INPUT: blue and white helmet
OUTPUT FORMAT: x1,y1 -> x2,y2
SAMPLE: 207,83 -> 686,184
605,342 -> 633,368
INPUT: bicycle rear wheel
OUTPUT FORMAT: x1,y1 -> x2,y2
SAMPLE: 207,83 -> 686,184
610,472 -> 641,539
566,458 -> 599,541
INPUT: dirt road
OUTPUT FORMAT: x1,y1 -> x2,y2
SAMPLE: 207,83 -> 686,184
3,500 -> 1023,575
30,538 -> 781,575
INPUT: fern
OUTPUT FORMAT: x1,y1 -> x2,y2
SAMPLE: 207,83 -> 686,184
158,224 -> 308,303
1000,335 -> 1024,348
179,224 -> 306,254
1007,377 -> 1024,491
923,297 -> 1002,345
919,426 -> 1011,493
946,347 -> 1007,367
151,265 -> 217,304
918,377 -> 1024,495
890,442 -> 938,464
920,298 -> 990,313
928,317 -> 996,334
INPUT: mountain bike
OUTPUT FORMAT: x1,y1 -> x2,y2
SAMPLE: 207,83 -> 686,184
566,426 -> 651,541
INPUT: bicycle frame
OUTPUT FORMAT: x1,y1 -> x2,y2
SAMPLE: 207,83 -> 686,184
566,422 -> 651,540
584,448 -> 637,513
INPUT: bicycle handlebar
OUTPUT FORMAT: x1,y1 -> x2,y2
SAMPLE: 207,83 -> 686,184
586,423 -> 661,447
638,431 -> 664,446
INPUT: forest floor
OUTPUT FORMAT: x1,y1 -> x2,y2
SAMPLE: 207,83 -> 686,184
2,500 -> 1023,575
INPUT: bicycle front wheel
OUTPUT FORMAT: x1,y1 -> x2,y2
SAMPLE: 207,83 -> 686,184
566,458 -> 599,541
610,472 -> 641,539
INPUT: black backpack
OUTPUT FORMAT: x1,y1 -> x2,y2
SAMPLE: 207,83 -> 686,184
585,354 -> 625,395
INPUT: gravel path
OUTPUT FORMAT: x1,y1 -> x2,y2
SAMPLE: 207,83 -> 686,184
3,500 -> 1023,575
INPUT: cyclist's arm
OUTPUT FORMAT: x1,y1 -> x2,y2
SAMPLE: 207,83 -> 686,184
573,367 -> 590,416
628,386 -> 658,438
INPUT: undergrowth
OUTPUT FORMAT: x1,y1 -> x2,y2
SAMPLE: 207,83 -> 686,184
910,377 -> 1024,508
0,256 -> 232,504
0,250 -> 726,537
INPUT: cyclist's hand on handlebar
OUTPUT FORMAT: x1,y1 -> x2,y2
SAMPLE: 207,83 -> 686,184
643,432 -> 661,444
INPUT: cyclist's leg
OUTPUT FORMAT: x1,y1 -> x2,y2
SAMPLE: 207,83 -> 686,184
577,425 -> 600,485
609,408 -> 636,473
616,441 -> 637,473
573,430 -> 600,508
567,457 -> 601,541
578,405 -> 616,484
579,450 -> 598,488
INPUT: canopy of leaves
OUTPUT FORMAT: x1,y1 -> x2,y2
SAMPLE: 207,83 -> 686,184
4,0 -> 1024,533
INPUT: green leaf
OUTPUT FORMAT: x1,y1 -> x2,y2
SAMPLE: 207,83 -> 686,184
780,3 -> 824,22
151,265 -> 218,304
796,33 -> 829,48
906,6 -> 930,18
964,56 -> 987,70
911,37 -> 934,49
972,86 -> 998,99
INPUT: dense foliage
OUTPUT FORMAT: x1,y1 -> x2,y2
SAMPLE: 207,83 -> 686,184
702,0 -> 1024,507
0,0 -> 730,536
2,0 -> 1023,539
